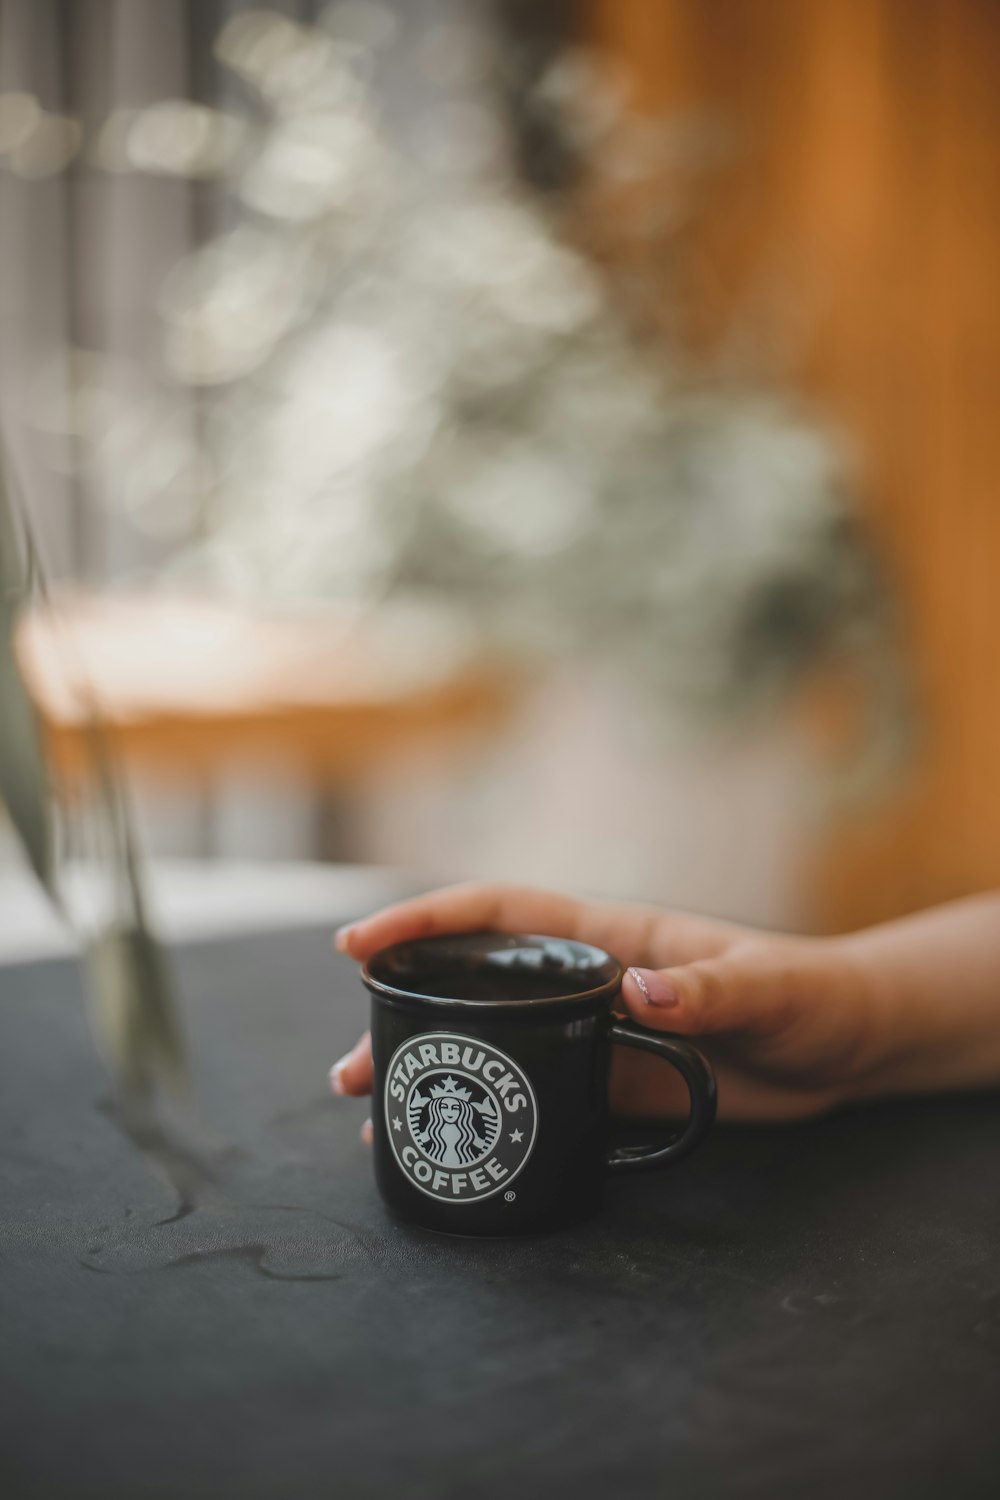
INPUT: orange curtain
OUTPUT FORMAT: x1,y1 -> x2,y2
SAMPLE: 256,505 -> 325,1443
587,0 -> 1000,929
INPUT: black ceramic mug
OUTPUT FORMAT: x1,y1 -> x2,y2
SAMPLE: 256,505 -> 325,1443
362,931 -> 717,1235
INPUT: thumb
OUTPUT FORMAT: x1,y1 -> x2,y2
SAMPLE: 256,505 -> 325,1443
621,949 -> 791,1038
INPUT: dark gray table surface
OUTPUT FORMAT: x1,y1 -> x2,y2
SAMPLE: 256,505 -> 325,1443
2,926 -> 999,1500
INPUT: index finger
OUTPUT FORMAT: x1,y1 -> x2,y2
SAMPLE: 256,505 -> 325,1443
335,882 -> 592,962
333,880 -> 739,969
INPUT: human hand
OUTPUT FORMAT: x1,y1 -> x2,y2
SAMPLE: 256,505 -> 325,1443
328,882 -> 887,1130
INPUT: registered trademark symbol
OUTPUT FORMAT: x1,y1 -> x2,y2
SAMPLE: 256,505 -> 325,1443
504,1190 -> 516,1202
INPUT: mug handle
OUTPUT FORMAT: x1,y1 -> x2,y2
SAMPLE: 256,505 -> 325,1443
605,1021 -> 717,1174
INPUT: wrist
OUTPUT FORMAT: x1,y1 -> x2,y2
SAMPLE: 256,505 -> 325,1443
833,908 -> 1000,1100
829,933 -> 914,1100
809,933 -> 908,1102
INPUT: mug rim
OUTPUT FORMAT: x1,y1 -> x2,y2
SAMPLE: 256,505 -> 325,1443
361,930 -> 624,1011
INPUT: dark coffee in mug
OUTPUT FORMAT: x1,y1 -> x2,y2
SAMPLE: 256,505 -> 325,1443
362,931 -> 716,1235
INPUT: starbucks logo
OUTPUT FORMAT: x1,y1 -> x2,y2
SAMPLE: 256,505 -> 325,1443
384,1032 -> 538,1203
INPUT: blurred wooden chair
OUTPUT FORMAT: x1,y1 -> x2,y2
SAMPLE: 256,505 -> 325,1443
17,595 -> 512,856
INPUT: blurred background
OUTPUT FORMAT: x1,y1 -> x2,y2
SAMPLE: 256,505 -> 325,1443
2,0 -> 998,942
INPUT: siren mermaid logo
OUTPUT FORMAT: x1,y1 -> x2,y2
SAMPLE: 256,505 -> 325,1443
384,1032 -> 538,1203
409,1075 -> 499,1168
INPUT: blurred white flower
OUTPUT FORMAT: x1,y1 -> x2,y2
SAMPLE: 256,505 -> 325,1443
240,111 -> 382,221
6,110 -> 81,177
531,49 -> 631,152
0,91 -> 41,154
159,227 -> 318,383
125,101 -> 246,177
216,11 -> 334,104
438,441 -> 597,558
56,6 -> 889,732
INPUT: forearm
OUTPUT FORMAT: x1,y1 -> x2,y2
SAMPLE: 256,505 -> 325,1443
837,893 -> 1000,1098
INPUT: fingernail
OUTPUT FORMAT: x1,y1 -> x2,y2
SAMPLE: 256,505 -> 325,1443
360,1117 -> 373,1145
628,966 -> 679,1008
329,1056 -> 350,1094
334,924 -> 355,953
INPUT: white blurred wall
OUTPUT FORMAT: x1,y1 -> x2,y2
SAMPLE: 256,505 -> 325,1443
357,670 -> 815,929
